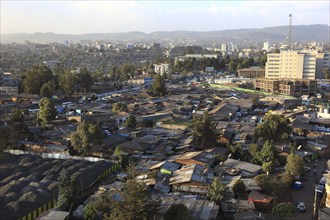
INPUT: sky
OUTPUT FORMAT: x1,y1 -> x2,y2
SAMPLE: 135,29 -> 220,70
1,0 -> 329,34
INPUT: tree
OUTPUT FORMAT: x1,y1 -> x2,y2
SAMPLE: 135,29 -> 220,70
83,203 -> 98,220
125,115 -> 137,128
164,204 -> 193,220
285,152 -> 304,178
40,80 -> 55,97
323,67 -> 330,79
22,65 -> 55,94
207,177 -> 226,203
57,169 -> 77,211
248,144 -> 261,164
11,108 -> 24,123
272,202 -> 295,219
70,122 -> 103,155
255,114 -> 292,142
262,161 -> 274,175
192,112 -> 218,150
78,68 -> 93,92
229,144 -> 243,160
59,70 -> 78,96
260,140 -> 276,163
150,74 -> 167,97
254,174 -> 288,198
233,180 -> 246,198
37,97 -> 57,126
105,179 -> 160,220
112,102 -> 128,113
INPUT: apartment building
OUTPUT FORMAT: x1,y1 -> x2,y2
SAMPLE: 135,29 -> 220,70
154,63 -> 169,75
265,51 -> 326,80
254,51 -> 328,96
237,68 -> 265,78
254,78 -> 317,96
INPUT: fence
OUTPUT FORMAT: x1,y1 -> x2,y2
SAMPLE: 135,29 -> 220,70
5,149 -> 112,163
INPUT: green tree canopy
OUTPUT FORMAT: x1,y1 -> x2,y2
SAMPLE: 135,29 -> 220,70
285,152 -> 304,178
192,112 -> 218,150
164,204 -> 193,220
112,102 -> 128,113
78,68 -> 93,92
150,74 -> 167,97
40,80 -> 55,97
272,202 -> 296,219
70,122 -> 103,155
11,108 -> 24,123
37,97 -> 57,126
22,65 -> 55,94
59,70 -> 78,96
323,67 -> 330,79
255,114 -> 292,142
126,115 -> 137,128
254,174 -> 289,197
56,169 -> 77,211
105,179 -> 160,220
207,177 -> 227,203
233,179 -> 246,198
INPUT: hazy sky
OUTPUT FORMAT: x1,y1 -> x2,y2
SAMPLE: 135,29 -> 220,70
1,0 -> 329,34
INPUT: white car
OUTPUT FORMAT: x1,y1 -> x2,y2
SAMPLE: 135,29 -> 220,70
297,202 -> 306,212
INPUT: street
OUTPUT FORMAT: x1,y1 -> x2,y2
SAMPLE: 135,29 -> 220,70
289,158 -> 328,220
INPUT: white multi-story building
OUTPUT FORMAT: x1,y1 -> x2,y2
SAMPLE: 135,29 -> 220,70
265,51 -> 327,80
262,42 -> 269,52
154,63 -> 170,75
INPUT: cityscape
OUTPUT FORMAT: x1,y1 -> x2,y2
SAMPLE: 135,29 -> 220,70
1,1 -> 330,220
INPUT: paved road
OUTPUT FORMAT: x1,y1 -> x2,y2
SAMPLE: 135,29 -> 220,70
289,158 -> 327,220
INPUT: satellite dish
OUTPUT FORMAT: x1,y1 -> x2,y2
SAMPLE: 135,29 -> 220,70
297,145 -> 302,150
228,153 -> 232,158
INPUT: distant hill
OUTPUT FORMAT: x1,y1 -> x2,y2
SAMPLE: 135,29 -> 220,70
1,24 -> 329,44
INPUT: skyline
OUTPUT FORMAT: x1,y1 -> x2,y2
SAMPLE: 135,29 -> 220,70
1,1 -> 329,35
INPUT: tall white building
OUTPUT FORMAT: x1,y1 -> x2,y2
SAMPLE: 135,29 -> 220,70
221,43 -> 228,53
262,42 -> 269,52
154,63 -> 169,75
265,51 -> 327,80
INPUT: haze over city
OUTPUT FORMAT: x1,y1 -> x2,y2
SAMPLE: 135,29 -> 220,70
1,0 -> 329,34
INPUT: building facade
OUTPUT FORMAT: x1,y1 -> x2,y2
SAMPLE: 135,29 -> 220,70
254,78 -> 317,96
254,51 -> 329,96
237,68 -> 265,78
265,51 -> 326,80
154,63 -> 169,75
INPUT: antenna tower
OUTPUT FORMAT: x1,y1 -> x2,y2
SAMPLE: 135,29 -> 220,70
288,13 -> 292,50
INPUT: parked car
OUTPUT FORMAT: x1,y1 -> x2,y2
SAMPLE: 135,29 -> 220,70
292,181 -> 303,190
319,176 -> 327,186
297,202 -> 306,212
316,184 -> 325,198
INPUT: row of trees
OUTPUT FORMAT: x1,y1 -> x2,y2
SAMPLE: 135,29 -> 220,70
22,65 -> 94,96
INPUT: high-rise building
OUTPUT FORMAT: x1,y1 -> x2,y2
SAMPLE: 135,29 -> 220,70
254,50 -> 329,96
265,51 -> 326,80
262,42 -> 269,52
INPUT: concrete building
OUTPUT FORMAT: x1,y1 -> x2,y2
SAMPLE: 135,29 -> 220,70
154,63 -> 169,75
254,78 -> 317,96
254,50 -> 328,96
262,42 -> 269,52
265,51 -> 326,80
237,68 -> 265,78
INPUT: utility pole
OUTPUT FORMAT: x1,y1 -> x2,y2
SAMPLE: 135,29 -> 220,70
313,184 -> 317,219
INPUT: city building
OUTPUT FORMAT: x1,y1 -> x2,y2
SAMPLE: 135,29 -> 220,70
254,78 -> 317,96
262,42 -> 269,52
237,68 -> 265,78
154,63 -> 169,75
265,51 -> 326,80
254,50 -> 328,96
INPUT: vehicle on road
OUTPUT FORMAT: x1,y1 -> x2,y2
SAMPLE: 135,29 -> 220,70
292,181 -> 303,190
316,184 -> 325,198
297,202 -> 306,212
